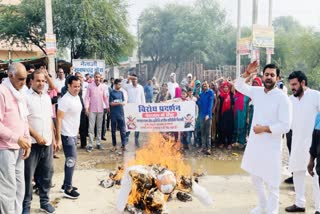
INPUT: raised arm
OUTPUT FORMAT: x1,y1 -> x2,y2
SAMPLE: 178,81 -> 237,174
234,61 -> 259,98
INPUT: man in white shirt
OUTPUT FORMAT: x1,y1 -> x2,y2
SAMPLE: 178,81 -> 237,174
56,76 -> 82,199
54,68 -> 66,94
23,71 -> 56,214
123,74 -> 145,147
235,61 -> 292,214
285,71 -> 320,213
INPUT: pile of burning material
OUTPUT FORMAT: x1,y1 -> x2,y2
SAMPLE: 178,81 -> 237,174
99,166 -> 124,188
103,134 -> 213,213
115,165 -> 213,214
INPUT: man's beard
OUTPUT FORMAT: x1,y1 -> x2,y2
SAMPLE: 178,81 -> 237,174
292,85 -> 303,97
263,80 -> 276,90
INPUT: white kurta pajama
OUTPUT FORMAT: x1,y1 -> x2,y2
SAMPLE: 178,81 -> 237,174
235,77 -> 291,214
288,88 -> 320,210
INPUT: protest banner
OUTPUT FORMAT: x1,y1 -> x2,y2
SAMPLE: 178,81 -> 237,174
124,101 -> 196,132
72,59 -> 105,77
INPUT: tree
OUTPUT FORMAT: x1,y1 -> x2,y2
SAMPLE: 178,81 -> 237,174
0,0 -> 135,64
0,0 -> 47,54
139,0 -> 234,72
272,16 -> 320,88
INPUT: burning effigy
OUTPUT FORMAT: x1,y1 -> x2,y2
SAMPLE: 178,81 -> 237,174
101,133 -> 213,213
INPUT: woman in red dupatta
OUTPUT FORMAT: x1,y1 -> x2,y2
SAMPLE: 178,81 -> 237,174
217,81 -> 234,149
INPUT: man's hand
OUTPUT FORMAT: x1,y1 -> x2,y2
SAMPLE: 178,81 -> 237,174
35,135 -> 47,145
40,66 -> 49,77
246,60 -> 259,74
307,159 -> 315,177
85,108 -> 89,116
18,136 -> 31,150
205,115 -> 209,121
243,60 -> 259,78
22,148 -> 31,160
253,125 -> 270,134
53,142 -> 60,152
55,139 -> 62,152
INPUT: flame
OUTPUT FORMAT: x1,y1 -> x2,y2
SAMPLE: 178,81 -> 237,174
127,133 -> 192,177
125,133 -> 192,212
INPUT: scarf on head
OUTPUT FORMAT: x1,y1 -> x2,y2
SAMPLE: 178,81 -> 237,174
2,78 -> 28,122
253,77 -> 262,86
193,80 -> 202,95
220,81 -> 231,114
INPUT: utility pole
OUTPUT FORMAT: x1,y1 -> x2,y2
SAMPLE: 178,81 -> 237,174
236,0 -> 241,78
251,0 -> 258,63
45,0 -> 56,77
266,0 -> 273,64
137,19 -> 142,78
252,0 -> 258,25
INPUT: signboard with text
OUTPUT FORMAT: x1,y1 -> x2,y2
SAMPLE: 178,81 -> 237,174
252,25 -> 275,48
238,37 -> 252,55
72,59 -> 105,77
124,101 -> 196,132
45,34 -> 56,55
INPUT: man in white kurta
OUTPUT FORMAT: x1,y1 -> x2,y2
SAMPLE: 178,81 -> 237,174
286,71 -> 320,213
235,62 -> 291,214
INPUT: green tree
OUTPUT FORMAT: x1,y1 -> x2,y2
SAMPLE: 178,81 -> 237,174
272,16 -> 320,88
0,0 -> 135,64
139,0 -> 234,71
0,0 -> 46,54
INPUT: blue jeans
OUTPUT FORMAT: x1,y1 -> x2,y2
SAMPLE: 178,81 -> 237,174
181,131 -> 192,148
126,132 -> 140,147
61,135 -> 77,190
111,114 -> 126,146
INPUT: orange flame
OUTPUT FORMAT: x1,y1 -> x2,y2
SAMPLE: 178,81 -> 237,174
127,133 -> 192,177
125,133 -> 192,212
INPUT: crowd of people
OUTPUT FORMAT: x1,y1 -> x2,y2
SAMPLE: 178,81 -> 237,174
0,61 -> 320,214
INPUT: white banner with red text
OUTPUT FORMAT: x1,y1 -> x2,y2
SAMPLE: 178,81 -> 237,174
123,101 -> 196,132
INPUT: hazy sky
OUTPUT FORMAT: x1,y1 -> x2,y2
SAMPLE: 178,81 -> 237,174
128,0 -> 320,34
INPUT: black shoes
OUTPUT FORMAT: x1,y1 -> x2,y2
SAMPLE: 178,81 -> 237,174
285,204 -> 305,212
284,176 -> 294,184
40,203 -> 56,214
60,185 -> 78,193
64,188 -> 80,199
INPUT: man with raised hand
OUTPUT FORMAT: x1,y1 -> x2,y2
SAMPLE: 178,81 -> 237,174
235,61 -> 292,214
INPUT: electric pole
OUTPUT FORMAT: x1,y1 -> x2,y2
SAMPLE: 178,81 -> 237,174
267,0 -> 273,64
45,0 -> 56,77
236,0 -> 241,78
251,0 -> 258,63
